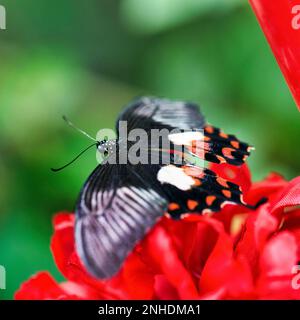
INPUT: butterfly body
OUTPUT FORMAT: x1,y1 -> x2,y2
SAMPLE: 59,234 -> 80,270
74,97 -> 262,279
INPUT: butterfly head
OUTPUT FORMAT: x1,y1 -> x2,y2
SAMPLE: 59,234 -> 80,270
97,139 -> 116,158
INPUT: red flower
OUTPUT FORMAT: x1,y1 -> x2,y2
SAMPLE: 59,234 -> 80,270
15,164 -> 300,300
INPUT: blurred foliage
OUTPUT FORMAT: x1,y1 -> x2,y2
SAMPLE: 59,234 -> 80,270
121,0 -> 243,34
0,0 -> 299,299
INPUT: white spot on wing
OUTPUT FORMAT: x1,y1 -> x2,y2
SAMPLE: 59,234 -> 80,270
157,165 -> 195,191
168,131 -> 204,146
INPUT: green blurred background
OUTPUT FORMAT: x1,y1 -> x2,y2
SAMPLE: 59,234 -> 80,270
0,0 -> 299,299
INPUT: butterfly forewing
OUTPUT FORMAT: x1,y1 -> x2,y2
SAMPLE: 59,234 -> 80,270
116,97 -> 206,134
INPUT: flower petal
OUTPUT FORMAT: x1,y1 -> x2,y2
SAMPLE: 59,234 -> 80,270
235,205 -> 279,275
142,224 -> 199,299
246,172 -> 287,204
257,232 -> 300,299
271,177 -> 300,214
14,272 -> 78,300
51,213 -> 75,279
154,275 -> 180,300
119,251 -> 155,299
161,217 -> 219,280
199,222 -> 254,298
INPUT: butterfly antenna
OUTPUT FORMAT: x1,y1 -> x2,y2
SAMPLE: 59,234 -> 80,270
62,115 -> 97,142
51,143 -> 97,172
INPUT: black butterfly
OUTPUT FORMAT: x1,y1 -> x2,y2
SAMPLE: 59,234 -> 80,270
55,97 -> 265,279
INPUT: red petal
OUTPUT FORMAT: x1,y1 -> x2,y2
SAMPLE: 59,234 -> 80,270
271,177 -> 300,214
161,217 -> 219,280
119,252 -> 155,299
14,272 -> 77,300
250,0 -> 300,111
198,287 -> 226,300
154,275 -> 180,300
199,223 -> 254,298
214,205 -> 248,235
235,205 -> 279,276
282,209 -> 300,229
245,172 -> 287,204
281,209 -> 300,261
257,232 -> 300,299
142,224 -> 199,299
51,213 -> 75,279
259,232 -> 297,277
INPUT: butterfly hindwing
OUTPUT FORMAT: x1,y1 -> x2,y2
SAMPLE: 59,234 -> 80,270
157,164 -> 258,219
201,125 -> 253,165
75,162 -> 168,279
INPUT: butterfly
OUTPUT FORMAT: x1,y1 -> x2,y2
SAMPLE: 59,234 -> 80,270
56,97 -> 265,279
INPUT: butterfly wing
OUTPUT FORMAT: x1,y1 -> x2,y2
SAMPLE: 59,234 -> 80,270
117,97 -> 253,166
75,162 -> 168,279
157,164 -> 265,219
116,96 -> 205,133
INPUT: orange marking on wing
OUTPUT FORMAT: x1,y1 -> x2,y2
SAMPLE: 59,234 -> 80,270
219,132 -> 229,139
187,200 -> 198,210
216,155 -> 226,163
206,195 -> 216,206
216,177 -> 229,188
230,140 -> 240,149
222,190 -> 232,198
205,125 -> 214,134
222,147 -> 235,159
168,203 -> 180,211
183,166 -> 204,178
193,178 -> 202,186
